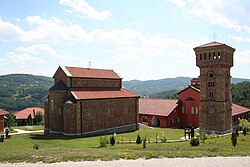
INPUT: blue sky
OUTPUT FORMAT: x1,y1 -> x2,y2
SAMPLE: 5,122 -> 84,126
0,0 -> 250,81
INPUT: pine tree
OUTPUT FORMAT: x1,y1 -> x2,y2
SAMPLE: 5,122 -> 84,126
231,132 -> 237,147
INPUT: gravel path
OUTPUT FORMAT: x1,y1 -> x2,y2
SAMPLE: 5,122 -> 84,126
0,157 -> 249,167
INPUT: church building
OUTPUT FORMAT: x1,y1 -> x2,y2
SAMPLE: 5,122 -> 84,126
44,66 -> 139,136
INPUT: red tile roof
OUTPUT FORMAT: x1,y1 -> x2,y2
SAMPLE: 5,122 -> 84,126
14,107 -> 44,120
0,109 -> 8,116
195,41 -> 225,48
139,99 -> 178,117
232,103 -> 250,116
71,88 -> 139,100
61,66 -> 121,79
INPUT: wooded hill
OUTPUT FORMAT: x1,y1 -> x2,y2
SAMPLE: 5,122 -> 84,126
0,74 -> 249,112
0,74 -> 53,112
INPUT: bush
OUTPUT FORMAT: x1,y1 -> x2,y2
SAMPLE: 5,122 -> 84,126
136,134 -> 142,144
0,135 -> 4,142
110,136 -> 115,146
99,136 -> 108,147
190,138 -> 200,146
33,144 -> 39,150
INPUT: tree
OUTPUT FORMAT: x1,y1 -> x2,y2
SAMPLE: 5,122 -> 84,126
231,132 -> 237,147
34,111 -> 43,125
7,113 -> 16,127
27,114 -> 33,125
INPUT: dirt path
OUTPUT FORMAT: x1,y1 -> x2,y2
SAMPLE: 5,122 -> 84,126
0,157 -> 249,167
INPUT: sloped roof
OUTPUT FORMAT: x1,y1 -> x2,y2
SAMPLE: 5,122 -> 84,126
71,88 -> 139,100
177,86 -> 200,94
60,66 -> 121,79
232,103 -> 250,116
14,107 -> 44,120
196,41 -> 224,48
139,99 -> 178,117
0,109 -> 8,116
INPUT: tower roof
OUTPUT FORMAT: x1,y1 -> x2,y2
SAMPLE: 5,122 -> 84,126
194,41 -> 235,51
196,41 -> 224,48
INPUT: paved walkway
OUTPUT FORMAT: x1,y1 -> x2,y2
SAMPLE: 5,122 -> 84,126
10,129 -> 43,135
0,157 -> 249,167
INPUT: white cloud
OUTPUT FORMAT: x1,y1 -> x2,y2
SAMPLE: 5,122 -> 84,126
228,34 -> 250,43
0,16 -> 90,44
169,0 -> 250,34
235,50 -> 250,64
7,52 -> 46,65
167,0 -> 186,8
59,0 -> 111,20
0,16 -> 25,42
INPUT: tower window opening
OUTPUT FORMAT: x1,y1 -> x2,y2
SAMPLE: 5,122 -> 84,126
204,53 -> 207,60
200,54 -> 202,60
218,52 -> 221,59
209,52 -> 212,60
209,91 -> 214,98
213,52 -> 216,59
208,81 -> 215,87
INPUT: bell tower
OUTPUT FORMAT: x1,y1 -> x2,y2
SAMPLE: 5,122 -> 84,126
193,41 -> 235,132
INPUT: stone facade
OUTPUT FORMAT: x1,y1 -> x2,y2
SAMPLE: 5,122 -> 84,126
194,42 -> 235,132
44,66 -> 139,136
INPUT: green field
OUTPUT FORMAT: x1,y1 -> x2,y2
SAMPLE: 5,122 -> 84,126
0,128 -> 249,163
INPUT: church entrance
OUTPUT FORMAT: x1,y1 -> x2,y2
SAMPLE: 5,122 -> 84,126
152,116 -> 160,127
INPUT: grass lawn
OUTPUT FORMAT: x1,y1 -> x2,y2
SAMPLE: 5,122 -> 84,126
0,128 -> 249,163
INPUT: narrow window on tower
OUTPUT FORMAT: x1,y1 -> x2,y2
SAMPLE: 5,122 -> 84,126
213,52 -> 216,59
200,54 -> 202,60
209,52 -> 212,60
218,52 -> 221,59
204,53 -> 207,60
208,81 -> 215,87
209,91 -> 214,98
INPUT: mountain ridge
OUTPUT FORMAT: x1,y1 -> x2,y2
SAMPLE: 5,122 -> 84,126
0,74 -> 249,112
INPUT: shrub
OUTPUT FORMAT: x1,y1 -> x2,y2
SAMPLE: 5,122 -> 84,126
231,132 -> 237,147
0,135 -> 4,142
136,134 -> 142,144
199,129 -> 207,143
99,136 -> 108,147
33,144 -> 39,150
190,138 -> 200,146
110,136 -> 115,146
159,132 -> 167,143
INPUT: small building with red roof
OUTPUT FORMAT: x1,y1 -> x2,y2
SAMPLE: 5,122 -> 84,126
14,107 -> 44,125
139,78 -> 250,128
44,66 -> 139,136
0,109 -> 9,132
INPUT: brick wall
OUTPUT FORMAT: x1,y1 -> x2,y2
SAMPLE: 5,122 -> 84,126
53,67 -> 69,87
81,98 -> 138,133
49,91 -> 68,133
63,103 -> 78,134
71,78 -> 121,88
